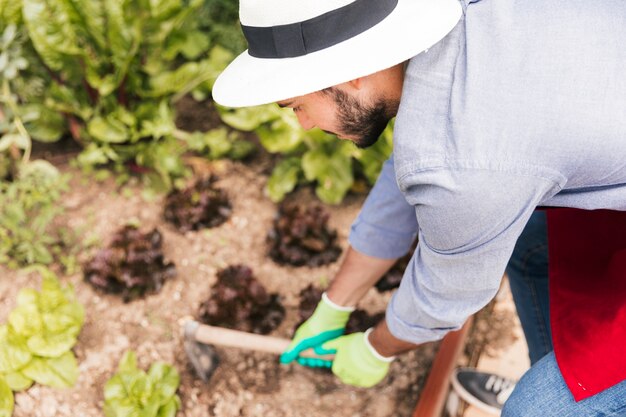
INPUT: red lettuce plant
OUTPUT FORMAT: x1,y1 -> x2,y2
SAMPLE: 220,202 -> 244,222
83,225 -> 176,301
198,265 -> 285,334
267,202 -> 341,267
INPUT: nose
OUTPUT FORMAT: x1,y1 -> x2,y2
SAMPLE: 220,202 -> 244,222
295,111 -> 315,130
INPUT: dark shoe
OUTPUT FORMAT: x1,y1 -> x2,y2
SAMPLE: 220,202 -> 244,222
450,368 -> 516,415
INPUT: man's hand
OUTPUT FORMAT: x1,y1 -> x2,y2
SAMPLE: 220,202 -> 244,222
320,329 -> 394,388
280,293 -> 354,367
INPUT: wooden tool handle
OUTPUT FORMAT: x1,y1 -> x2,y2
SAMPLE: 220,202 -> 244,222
185,320 -> 334,361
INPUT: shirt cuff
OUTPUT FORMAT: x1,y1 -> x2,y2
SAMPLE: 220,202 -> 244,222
349,219 -> 417,260
385,292 -> 459,345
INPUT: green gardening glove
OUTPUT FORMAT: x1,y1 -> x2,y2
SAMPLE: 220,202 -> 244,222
280,292 -> 354,367
321,328 -> 395,388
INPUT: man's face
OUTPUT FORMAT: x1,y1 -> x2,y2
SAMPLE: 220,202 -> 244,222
277,86 -> 398,148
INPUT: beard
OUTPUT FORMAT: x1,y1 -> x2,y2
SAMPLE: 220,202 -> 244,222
323,87 -> 398,148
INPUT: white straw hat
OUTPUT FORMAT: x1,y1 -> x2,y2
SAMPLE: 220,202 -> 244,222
212,0 -> 463,108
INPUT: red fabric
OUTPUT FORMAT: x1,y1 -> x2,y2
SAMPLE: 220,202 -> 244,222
547,209 -> 626,401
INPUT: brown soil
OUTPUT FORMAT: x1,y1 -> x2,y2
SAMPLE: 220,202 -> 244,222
0,157 -> 437,417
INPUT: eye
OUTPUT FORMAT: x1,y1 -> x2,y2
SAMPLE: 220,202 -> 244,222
293,106 -> 302,113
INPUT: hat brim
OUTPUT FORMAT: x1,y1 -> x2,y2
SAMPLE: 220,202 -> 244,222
212,0 -> 463,108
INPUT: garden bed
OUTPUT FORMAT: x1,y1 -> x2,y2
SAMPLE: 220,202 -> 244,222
0,156 -> 440,417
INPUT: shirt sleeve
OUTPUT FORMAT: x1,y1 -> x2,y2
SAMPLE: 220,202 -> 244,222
349,155 -> 419,259
386,167 -> 560,344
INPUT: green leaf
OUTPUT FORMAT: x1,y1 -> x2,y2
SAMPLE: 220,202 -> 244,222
174,30 -> 210,60
104,352 -> 181,417
138,102 -> 175,140
8,303 -> 43,339
18,159 -> 60,182
219,105 -> 283,132
156,397 -> 179,417
148,362 -> 179,403
85,70 -> 119,97
21,351 -> 78,388
76,144 -> 110,166
87,116 -> 129,143
0,377 -> 14,417
302,148 -> 354,205
3,371 -> 34,391
0,133 -> 30,152
117,351 -> 137,374
0,326 -> 32,373
103,398 -> 138,417
256,112 -> 304,154
26,331 -> 79,358
228,140 -> 256,160
104,373 -> 139,403
22,0 -> 83,71
265,158 -> 302,203
22,104 -> 67,143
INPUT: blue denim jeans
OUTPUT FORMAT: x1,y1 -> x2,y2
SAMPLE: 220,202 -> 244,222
503,211 -> 626,416
502,352 -> 626,417
506,210 -> 552,365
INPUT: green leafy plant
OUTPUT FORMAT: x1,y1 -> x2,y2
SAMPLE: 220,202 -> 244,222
0,24 -> 73,269
0,23 -> 32,179
104,351 -> 181,417
0,161 -> 70,267
3,0 -> 248,191
220,104 -> 394,204
199,0 -> 246,55
0,268 -> 85,417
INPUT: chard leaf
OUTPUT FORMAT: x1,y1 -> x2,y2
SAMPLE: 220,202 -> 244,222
0,377 -> 13,417
85,70 -> 119,97
0,132 -> 30,152
302,148 -> 354,205
257,113 -> 304,154
103,0 -> 133,66
147,60 -> 217,100
88,116 -> 129,143
21,351 -> 78,388
22,0 -> 83,71
77,143 -> 111,166
177,31 -> 210,59
266,158 -> 302,203
22,104 -> 67,143
203,129 -> 232,159
218,105 -> 283,132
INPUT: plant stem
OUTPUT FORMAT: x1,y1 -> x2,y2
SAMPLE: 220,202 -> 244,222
2,79 -> 32,163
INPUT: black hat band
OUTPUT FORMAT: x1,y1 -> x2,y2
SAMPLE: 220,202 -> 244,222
241,0 -> 399,59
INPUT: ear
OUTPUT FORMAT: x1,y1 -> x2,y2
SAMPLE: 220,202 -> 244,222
346,77 -> 364,90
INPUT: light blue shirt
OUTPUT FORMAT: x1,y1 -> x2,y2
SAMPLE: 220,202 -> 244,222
349,0 -> 626,344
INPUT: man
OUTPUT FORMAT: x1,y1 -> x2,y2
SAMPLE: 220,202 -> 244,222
213,0 -> 626,415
